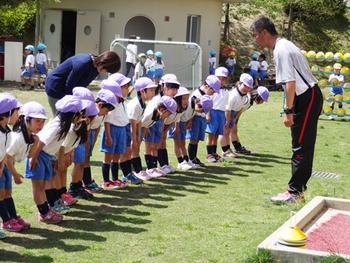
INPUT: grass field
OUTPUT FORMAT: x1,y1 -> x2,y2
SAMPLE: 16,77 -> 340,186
0,87 -> 350,263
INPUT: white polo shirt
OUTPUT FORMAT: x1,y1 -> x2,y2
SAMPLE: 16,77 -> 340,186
274,38 -> 317,96
61,125 -> 80,154
209,57 -> 216,68
25,54 -> 35,68
6,132 -> 32,162
36,53 -> 47,65
226,88 -> 251,112
164,112 -> 183,125
105,101 -> 129,127
328,73 -> 344,83
90,115 -> 105,130
126,43 -> 137,64
145,58 -> 154,70
127,96 -> 146,122
249,60 -> 260,71
141,94 -> 161,128
38,117 -> 66,156
0,129 -> 11,162
260,61 -> 269,71
226,58 -> 236,67
213,89 -> 229,111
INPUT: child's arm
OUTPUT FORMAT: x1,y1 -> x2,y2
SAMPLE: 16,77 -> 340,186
92,127 -> 100,149
104,122 -> 112,147
5,155 -> 23,184
173,121 -> 180,137
29,140 -> 45,170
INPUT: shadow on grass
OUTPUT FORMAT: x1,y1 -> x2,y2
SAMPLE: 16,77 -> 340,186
0,250 -> 53,263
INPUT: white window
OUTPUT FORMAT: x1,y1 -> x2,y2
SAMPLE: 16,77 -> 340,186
186,15 -> 201,43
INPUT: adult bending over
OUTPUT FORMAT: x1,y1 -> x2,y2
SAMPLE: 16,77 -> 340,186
250,16 -> 323,204
45,51 -> 121,115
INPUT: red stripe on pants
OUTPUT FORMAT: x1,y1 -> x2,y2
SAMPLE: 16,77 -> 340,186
298,88 -> 315,145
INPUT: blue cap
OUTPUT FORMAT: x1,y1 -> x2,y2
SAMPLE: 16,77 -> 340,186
96,89 -> 117,106
72,87 -> 95,101
55,95 -> 83,113
0,93 -> 18,114
100,79 -> 122,98
205,75 -> 221,93
209,50 -> 216,56
25,45 -> 34,52
37,43 -> 47,51
155,51 -> 162,58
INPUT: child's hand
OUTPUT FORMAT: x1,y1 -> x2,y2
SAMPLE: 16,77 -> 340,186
173,126 -> 179,137
144,128 -> 150,137
13,172 -> 24,184
186,121 -> 192,130
29,157 -> 38,170
106,135 -> 113,147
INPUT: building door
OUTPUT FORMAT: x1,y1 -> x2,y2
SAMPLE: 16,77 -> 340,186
61,11 -> 77,62
75,10 -> 101,55
43,10 -> 62,67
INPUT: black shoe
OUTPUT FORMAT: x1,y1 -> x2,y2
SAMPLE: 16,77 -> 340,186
235,146 -> 251,155
70,187 -> 94,200
191,157 -> 205,167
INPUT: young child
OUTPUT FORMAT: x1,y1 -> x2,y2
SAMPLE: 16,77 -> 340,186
134,53 -> 147,81
21,45 -> 35,90
153,51 -> 165,83
208,50 -> 217,75
100,79 -> 130,189
82,89 -> 116,192
27,95 -> 84,222
258,54 -> 269,81
141,95 -> 177,177
187,75 -> 220,166
0,93 -> 22,234
145,50 -> 155,78
127,77 -> 157,180
36,43 -> 48,89
225,53 -> 236,76
6,101 -> 47,231
248,53 -> 259,84
206,67 -> 229,162
328,63 -> 344,117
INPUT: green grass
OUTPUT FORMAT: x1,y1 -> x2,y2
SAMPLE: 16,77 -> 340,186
1,86 -> 350,263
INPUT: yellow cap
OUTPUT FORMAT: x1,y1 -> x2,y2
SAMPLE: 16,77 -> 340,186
334,63 -> 342,69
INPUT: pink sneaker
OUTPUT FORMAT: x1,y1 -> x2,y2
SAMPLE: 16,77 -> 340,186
16,216 -> 31,230
146,168 -> 164,178
112,180 -> 127,189
38,209 -> 63,224
3,218 -> 23,232
61,192 -> 78,206
270,191 -> 305,204
102,181 -> 115,190
135,171 -> 152,181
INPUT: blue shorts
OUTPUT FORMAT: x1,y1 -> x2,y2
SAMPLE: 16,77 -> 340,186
25,151 -> 55,181
37,64 -> 47,75
126,124 -> 131,147
189,115 -> 207,141
260,70 -> 268,80
206,109 -> 225,135
144,119 -> 163,143
227,66 -> 235,74
74,143 -> 86,164
0,166 -> 12,190
249,69 -> 258,79
154,68 -> 164,79
21,68 -> 34,78
209,66 -> 215,75
228,111 -> 238,129
168,121 -> 187,141
331,87 -> 343,96
100,124 -> 127,154
88,129 -> 97,156
146,68 -> 155,78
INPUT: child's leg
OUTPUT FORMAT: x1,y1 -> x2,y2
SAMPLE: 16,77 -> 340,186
102,153 -> 113,182
32,180 -> 50,215
188,139 -> 199,161
131,139 -> 143,173
0,189 -> 11,224
4,189 -> 17,220
120,147 -> 132,177
111,154 -> 120,181
180,140 -> 189,162
207,133 -> 216,155
158,130 -> 169,167
144,142 -> 155,169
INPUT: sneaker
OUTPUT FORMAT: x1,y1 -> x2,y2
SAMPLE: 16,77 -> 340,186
3,219 -> 23,232
0,229 -> 6,239
177,161 -> 192,171
38,209 -> 63,224
112,180 -> 128,189
70,187 -> 94,200
235,146 -> 251,155
102,181 -> 116,190
270,191 -> 305,204
121,173 -> 143,185
16,216 -> 31,230
51,199 -> 70,214
85,181 -> 103,193
328,115 -> 335,120
187,160 -> 200,169
61,192 -> 79,206
134,170 -> 152,181
206,154 -> 217,163
191,158 -> 205,167
222,149 -> 238,158
160,165 -> 173,174
213,153 -> 224,162
146,168 -> 164,178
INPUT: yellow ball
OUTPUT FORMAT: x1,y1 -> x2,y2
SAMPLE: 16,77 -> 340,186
318,79 -> 328,87
334,52 -> 344,62
329,78 -> 340,86
340,67 -> 350,75
343,83 -> 350,90
307,51 -> 316,59
316,51 -> 325,61
311,64 -> 319,73
334,94 -> 343,101
343,95 -> 350,101
324,65 -> 333,73
301,50 -> 307,57
325,52 -> 334,61
324,106 -> 333,113
337,109 -> 346,116
343,53 -> 350,62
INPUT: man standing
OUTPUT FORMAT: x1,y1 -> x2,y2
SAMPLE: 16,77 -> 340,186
125,35 -> 138,78
250,16 -> 323,204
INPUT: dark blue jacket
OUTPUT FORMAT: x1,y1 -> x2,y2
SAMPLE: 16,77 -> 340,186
45,54 -> 98,99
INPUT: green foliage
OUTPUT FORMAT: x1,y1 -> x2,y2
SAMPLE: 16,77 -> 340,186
0,1 -> 36,39
244,250 -> 274,263
282,0 -> 346,22
320,255 -> 350,263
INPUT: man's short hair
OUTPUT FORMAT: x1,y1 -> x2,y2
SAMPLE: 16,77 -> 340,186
250,16 -> 278,36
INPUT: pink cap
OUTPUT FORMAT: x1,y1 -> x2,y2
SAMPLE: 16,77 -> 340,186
160,96 -> 177,114
55,95 -> 83,113
0,93 -> 19,114
215,67 -> 229,78
240,73 -> 254,89
82,100 -> 99,117
109,73 -> 131,87
20,101 -> 47,119
134,77 -> 157,92
72,87 -> 95,102
205,75 -> 221,93
100,79 -> 122,98
96,89 -> 117,105
200,95 -> 213,113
